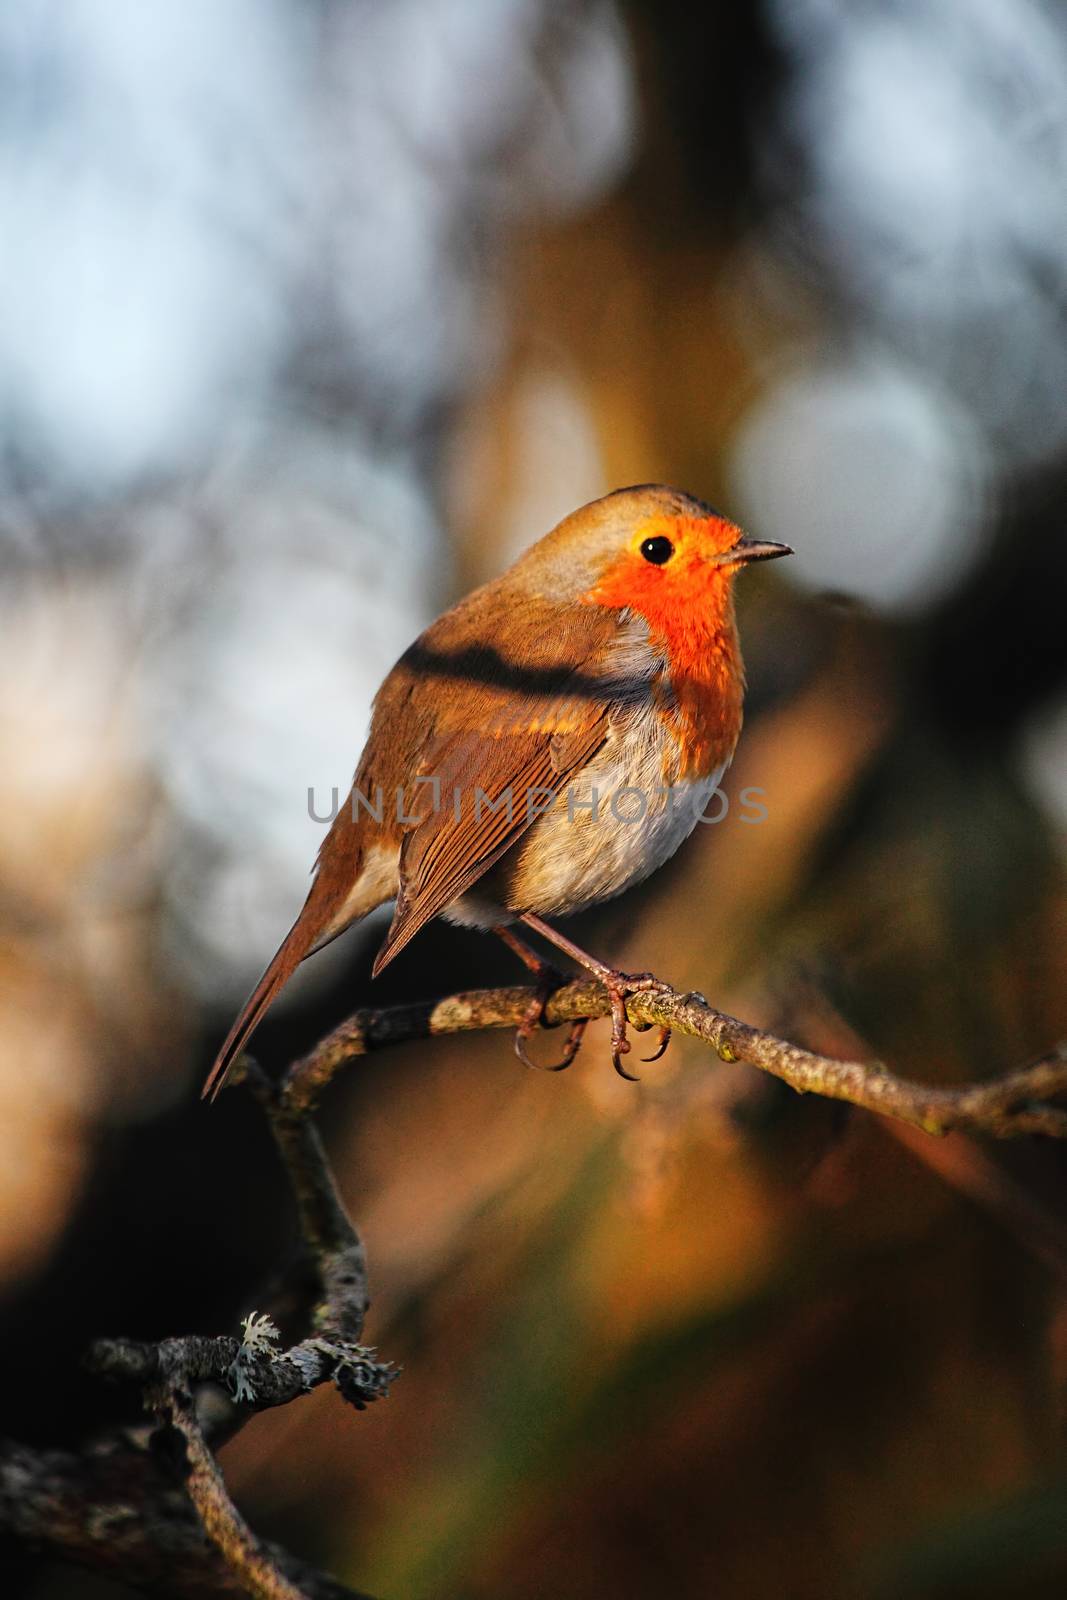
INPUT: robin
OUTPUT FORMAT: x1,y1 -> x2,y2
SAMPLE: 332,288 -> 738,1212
204,485 -> 791,1097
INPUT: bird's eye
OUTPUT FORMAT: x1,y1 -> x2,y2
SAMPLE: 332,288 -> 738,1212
640,535 -> 673,565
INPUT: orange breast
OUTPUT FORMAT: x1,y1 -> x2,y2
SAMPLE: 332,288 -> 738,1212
584,546 -> 745,782
657,630 -> 744,781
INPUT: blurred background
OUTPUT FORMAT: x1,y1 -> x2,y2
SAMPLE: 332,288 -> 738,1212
2,1 -> 1067,1596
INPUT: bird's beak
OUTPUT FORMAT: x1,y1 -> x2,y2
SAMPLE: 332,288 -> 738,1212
722,537 -> 794,566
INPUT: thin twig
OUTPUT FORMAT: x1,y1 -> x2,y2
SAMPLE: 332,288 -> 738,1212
155,1386 -> 307,1600
275,979 -> 1067,1139
246,1063 -> 369,1341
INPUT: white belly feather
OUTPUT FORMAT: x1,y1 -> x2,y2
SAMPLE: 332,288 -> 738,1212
446,704 -> 727,927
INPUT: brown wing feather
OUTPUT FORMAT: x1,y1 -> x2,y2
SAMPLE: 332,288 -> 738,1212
371,711 -> 607,974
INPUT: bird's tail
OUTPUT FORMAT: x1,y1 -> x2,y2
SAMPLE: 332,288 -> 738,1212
203,793 -> 385,1100
202,851 -> 361,1100
201,907 -> 322,1100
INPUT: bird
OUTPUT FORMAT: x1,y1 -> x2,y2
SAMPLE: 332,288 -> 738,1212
203,485 -> 791,1099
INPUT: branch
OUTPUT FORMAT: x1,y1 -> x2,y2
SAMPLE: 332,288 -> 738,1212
276,978 -> 1067,1139
6,971 -> 1064,1598
247,1063 -> 370,1343
152,1385 -> 324,1600
2,1059 -> 396,1599
85,1325 -> 395,1425
0,1432 -> 374,1600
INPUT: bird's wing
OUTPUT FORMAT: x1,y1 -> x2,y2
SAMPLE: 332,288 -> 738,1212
371,598 -> 648,974
372,718 -> 607,974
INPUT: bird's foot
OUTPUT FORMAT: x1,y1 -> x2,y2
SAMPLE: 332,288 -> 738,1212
597,970 -> 673,1080
513,962 -> 589,1073
494,924 -> 589,1072
509,917 -> 673,1080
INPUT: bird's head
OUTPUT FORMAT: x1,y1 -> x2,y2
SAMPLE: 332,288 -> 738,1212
518,485 -> 791,643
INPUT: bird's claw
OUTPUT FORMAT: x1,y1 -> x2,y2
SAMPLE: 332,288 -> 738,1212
514,968 -> 588,1072
601,971 -> 673,1080
610,1009 -> 639,1081
551,1018 -> 589,1071
515,1013 -> 589,1073
642,1026 -> 672,1063
510,952 -> 674,1081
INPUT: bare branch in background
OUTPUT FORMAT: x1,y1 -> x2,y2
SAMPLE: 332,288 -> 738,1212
0,1431 -> 375,1600
0,1060 -> 395,1600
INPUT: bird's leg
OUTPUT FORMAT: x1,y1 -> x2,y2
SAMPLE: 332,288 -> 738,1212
494,923 -> 559,978
493,925 -> 588,1073
518,913 -> 672,1080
